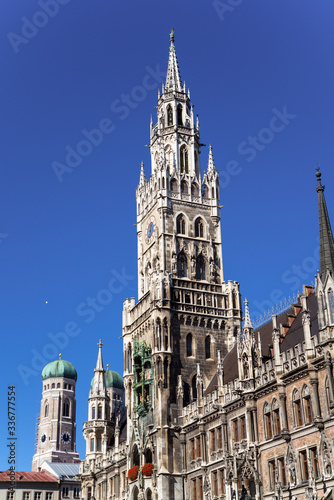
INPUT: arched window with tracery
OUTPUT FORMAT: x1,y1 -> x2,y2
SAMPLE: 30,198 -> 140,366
196,254 -> 206,280
195,217 -> 204,238
272,399 -> 281,435
180,146 -> 189,174
167,105 -> 173,126
63,399 -> 70,417
132,444 -> 140,467
264,402 -> 272,438
191,183 -> 199,197
177,104 -> 183,125
144,448 -> 152,464
293,389 -> 303,427
181,180 -> 188,194
146,489 -> 152,500
97,405 -> 102,420
302,385 -> 313,423
177,214 -> 186,234
177,251 -> 187,278
205,336 -> 211,359
170,178 -> 178,192
328,289 -> 334,323
187,333 -> 193,357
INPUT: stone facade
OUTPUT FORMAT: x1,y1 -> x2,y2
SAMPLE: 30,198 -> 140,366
80,31 -> 334,500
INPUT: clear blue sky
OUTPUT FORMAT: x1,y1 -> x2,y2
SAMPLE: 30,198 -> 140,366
1,0 -> 334,470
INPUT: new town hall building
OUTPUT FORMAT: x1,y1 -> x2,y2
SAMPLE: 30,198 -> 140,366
5,31 -> 334,500
78,31 -> 334,500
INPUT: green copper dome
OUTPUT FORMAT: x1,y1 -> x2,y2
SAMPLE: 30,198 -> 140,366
42,359 -> 77,381
90,370 -> 124,390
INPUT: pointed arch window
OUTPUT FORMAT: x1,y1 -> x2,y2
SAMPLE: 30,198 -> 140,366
191,183 -> 199,197
132,444 -> 140,467
44,402 -> 49,418
97,405 -> 102,420
177,252 -> 187,278
186,333 -> 193,357
177,104 -> 183,125
180,146 -> 189,174
195,217 -> 204,238
302,385 -> 313,423
146,489 -> 152,500
196,254 -> 206,281
176,214 -> 186,234
92,406 -> 96,419
328,289 -> 334,323
63,399 -> 69,417
293,389 -> 303,427
181,180 -> 188,194
167,105 -> 173,126
90,438 -> 94,452
264,402 -> 272,439
170,179 -> 178,192
205,336 -> 211,359
202,184 -> 208,198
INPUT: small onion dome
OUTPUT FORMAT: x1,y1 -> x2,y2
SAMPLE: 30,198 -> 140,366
90,369 -> 124,390
42,358 -> 77,381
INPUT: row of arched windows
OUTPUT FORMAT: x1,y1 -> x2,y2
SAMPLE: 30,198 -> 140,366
44,383 -> 72,391
263,385 -> 314,439
44,398 -> 70,418
166,103 -> 184,127
186,333 -> 212,359
319,289 -> 334,325
176,214 -> 206,238
177,251 -> 206,280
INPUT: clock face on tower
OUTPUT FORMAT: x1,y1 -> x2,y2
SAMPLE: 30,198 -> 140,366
61,432 -> 71,444
145,216 -> 156,244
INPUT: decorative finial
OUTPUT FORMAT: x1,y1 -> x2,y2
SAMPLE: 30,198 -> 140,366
316,163 -> 324,192
98,339 -> 103,348
59,353 -> 62,359
170,28 -> 174,43
106,364 -> 109,369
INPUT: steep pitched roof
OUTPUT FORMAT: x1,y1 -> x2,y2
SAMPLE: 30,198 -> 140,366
0,471 -> 58,483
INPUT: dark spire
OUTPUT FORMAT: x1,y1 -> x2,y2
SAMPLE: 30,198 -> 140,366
316,167 -> 334,280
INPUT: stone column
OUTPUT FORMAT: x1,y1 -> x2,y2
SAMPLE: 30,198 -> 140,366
310,377 -> 322,419
278,390 -> 288,431
251,409 -> 259,442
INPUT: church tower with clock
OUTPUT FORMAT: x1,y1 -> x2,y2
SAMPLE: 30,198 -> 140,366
32,355 -> 80,471
120,29 -> 242,497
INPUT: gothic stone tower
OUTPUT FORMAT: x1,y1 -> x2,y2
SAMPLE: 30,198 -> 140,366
122,30 -> 242,499
32,355 -> 80,471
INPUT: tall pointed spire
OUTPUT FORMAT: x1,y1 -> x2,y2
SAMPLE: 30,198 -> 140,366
165,28 -> 182,92
244,298 -> 253,329
91,339 -> 106,396
316,167 -> 334,280
207,145 -> 216,174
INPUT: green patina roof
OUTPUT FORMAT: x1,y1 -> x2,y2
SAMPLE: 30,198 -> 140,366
42,359 -> 77,381
90,369 -> 124,390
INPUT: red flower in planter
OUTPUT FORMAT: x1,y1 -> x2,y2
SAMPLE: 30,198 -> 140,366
127,465 -> 139,481
141,463 -> 154,477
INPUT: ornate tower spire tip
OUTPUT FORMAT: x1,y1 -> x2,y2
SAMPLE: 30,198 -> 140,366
170,28 -> 174,43
244,298 -> 253,329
